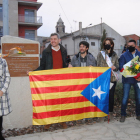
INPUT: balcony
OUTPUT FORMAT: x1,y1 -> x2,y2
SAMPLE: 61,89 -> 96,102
18,0 -> 42,10
19,36 -> 38,41
18,15 -> 42,28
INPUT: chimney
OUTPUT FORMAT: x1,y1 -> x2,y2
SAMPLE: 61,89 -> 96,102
79,22 -> 82,34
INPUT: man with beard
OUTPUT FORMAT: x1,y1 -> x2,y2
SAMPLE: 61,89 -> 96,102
70,41 -> 96,67
69,41 -> 96,123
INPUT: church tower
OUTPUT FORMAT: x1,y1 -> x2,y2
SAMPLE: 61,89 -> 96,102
56,17 -> 65,37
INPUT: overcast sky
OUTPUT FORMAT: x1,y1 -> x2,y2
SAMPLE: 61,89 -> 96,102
37,0 -> 140,37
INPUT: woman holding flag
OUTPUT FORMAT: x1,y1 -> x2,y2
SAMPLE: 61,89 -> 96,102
97,38 -> 119,122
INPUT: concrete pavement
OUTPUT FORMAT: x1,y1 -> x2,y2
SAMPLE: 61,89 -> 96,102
6,117 -> 140,140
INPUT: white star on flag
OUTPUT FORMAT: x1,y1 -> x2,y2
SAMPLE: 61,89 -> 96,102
92,86 -> 105,99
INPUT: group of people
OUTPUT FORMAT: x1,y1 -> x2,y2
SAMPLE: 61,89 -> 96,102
0,33 -> 140,140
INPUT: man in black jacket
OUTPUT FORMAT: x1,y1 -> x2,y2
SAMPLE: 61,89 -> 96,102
35,33 -> 67,70
31,33 -> 68,129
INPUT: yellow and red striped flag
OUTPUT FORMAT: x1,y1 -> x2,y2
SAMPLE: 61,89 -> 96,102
29,67 -> 111,125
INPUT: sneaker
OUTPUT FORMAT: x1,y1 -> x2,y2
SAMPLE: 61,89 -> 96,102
44,124 -> 51,130
76,120 -> 83,124
136,116 -> 140,121
120,116 -> 125,122
97,117 -> 104,123
60,122 -> 67,129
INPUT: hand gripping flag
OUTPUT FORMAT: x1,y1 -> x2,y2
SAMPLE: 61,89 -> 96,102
29,67 -> 111,125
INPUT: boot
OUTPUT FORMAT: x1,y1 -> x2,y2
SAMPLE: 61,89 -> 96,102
60,122 -> 67,129
76,119 -> 83,124
44,124 -> 51,130
120,116 -> 125,123
109,112 -> 115,122
98,117 -> 104,123
136,116 -> 140,121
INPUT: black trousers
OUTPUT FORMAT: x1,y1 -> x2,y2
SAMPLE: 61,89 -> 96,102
109,82 -> 117,112
0,116 -> 4,140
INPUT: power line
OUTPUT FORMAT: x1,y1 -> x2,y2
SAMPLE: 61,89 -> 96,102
58,0 -> 72,31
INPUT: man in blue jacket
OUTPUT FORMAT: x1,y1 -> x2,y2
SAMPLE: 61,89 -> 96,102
119,40 -> 140,122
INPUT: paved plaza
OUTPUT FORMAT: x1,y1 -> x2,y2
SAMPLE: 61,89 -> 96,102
6,117 -> 140,140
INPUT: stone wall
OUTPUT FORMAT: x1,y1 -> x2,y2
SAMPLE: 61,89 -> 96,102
1,36 -> 40,130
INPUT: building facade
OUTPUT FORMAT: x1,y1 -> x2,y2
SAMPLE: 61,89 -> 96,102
58,20 -> 126,58
123,34 -> 140,51
0,0 -> 42,44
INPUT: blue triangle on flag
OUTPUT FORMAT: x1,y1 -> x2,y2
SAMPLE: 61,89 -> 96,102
81,68 -> 111,114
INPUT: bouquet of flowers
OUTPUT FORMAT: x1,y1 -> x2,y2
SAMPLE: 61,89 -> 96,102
3,47 -> 26,57
120,56 -> 140,79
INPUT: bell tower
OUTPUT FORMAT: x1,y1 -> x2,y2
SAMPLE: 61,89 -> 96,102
56,17 -> 65,37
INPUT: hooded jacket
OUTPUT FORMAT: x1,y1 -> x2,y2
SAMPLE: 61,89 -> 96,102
71,52 -> 97,67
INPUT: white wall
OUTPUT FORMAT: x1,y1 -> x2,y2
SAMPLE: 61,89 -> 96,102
61,36 -> 74,55
88,38 -> 100,58
3,77 -> 33,130
61,36 -> 100,59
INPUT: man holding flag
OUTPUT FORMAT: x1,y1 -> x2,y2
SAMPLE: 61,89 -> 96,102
69,41 -> 96,123
119,40 -> 140,122
29,37 -> 112,128
33,33 -> 68,129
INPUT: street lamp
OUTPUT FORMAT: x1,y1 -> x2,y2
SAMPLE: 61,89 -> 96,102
86,23 -> 92,42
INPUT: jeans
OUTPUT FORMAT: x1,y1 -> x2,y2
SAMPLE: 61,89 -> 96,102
109,82 -> 117,112
121,83 -> 140,116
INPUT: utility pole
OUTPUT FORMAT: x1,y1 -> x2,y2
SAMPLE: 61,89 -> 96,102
101,17 -> 102,35
3,0 -> 9,35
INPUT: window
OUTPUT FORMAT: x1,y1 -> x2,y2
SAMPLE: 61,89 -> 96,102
63,28 -> 65,33
25,9 -> 35,23
137,40 -> 140,46
91,42 -> 95,46
57,28 -> 59,33
25,30 -> 35,40
0,5 -> 2,21
0,27 -> 3,37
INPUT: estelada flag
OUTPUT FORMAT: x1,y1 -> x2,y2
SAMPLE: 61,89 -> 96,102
29,67 -> 111,125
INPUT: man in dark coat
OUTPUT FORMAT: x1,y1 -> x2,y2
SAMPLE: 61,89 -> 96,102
35,33 -> 67,70
119,40 -> 140,122
34,33 -> 68,129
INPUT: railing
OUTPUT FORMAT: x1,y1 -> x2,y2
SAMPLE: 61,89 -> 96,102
19,36 -> 38,41
18,15 -> 42,24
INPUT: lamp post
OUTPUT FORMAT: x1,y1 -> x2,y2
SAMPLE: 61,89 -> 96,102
86,23 -> 92,42
73,20 -> 77,31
